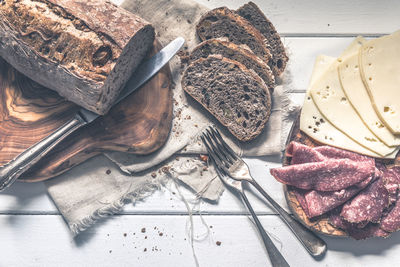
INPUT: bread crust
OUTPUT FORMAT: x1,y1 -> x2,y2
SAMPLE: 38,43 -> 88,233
190,38 -> 275,92
196,7 -> 272,65
237,1 -> 288,76
182,55 -> 271,141
0,0 -> 155,114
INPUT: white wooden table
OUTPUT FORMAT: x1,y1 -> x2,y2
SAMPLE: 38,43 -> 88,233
1,0 -> 399,266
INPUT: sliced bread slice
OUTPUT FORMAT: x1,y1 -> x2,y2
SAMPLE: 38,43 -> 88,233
182,55 -> 272,141
236,2 -> 288,76
189,38 -> 275,92
196,7 -> 272,65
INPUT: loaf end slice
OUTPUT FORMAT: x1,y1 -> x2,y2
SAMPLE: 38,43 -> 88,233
0,0 -> 155,115
196,7 -> 272,65
182,55 -> 272,141
189,38 -> 275,92
237,2 -> 288,76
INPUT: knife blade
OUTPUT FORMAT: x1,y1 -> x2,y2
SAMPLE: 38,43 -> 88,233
0,37 -> 185,191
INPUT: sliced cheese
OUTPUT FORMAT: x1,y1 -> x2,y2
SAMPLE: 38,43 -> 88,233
300,55 -> 386,158
359,30 -> 400,134
339,53 -> 400,147
310,45 -> 396,157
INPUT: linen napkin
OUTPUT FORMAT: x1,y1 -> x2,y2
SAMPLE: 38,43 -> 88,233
44,0 -> 298,234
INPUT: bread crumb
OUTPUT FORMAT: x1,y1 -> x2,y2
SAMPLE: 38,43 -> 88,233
144,248 -> 147,252
106,169 -> 111,175
151,172 -> 157,178
141,227 -> 146,233
200,155 -> 208,162
123,233 -> 127,237
216,241 -> 221,246
161,166 -> 170,173
109,250 -> 112,253
159,232 -> 163,236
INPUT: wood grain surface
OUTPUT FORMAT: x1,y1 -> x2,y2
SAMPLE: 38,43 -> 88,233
283,114 -> 400,237
0,40 -> 173,182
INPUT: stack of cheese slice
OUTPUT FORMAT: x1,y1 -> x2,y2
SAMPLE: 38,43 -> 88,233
300,31 -> 400,158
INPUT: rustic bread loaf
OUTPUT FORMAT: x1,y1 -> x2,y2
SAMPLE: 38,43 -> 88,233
196,7 -> 272,65
236,2 -> 288,76
0,0 -> 155,115
189,38 -> 275,92
182,55 -> 272,141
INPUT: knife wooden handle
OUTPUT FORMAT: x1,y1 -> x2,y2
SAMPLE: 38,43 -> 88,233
0,113 -> 88,191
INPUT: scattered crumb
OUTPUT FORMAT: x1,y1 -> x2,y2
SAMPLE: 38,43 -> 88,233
141,228 -> 146,233
210,225 -> 213,229
159,232 -> 163,236
216,241 -> 222,246
109,250 -> 112,253
123,233 -> 127,237
161,166 -> 170,173
187,19 -> 192,24
133,233 -> 135,235
151,172 -> 157,178
145,236 -> 147,239
172,192 -> 176,195
200,155 -> 208,162
154,226 -> 157,230
144,248 -> 147,252
107,234 -> 110,236
106,169 -> 111,175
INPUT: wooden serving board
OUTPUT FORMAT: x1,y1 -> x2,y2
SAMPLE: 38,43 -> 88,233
282,114 -> 400,237
0,40 -> 173,182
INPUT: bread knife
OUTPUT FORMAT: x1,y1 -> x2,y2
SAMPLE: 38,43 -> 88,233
0,37 -> 185,191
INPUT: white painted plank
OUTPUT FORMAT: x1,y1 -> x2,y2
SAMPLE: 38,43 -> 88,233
1,157 -> 289,215
0,214 -> 399,267
192,0 -> 400,35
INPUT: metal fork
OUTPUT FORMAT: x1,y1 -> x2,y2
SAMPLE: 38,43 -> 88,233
212,162 -> 290,267
201,127 -> 327,258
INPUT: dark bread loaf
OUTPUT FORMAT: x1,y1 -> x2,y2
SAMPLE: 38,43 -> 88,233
182,55 -> 271,141
189,38 -> 275,92
237,2 -> 288,76
0,0 -> 155,115
196,7 -> 272,65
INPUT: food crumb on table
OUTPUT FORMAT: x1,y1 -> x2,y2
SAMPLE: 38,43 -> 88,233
141,227 -> 146,233
216,241 -> 221,246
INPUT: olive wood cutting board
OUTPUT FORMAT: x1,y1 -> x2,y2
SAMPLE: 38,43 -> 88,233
282,114 -> 400,237
0,40 -> 173,182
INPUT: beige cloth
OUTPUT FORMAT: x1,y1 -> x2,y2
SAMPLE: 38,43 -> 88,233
44,0 -> 297,234
46,154 -> 222,235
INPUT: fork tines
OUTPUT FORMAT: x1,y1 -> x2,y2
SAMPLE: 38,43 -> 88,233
201,126 -> 238,172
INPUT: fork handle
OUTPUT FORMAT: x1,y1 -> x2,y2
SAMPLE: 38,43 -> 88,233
249,180 -> 327,257
240,190 -> 290,267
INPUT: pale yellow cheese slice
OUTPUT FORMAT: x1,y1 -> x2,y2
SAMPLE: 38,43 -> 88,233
300,55 -> 386,158
359,30 -> 400,134
339,53 -> 400,147
310,46 -> 396,157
